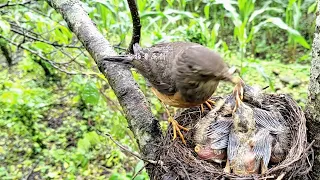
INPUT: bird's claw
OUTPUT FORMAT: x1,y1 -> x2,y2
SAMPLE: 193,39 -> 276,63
168,116 -> 189,144
200,100 -> 215,113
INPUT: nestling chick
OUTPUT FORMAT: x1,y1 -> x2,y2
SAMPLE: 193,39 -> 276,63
225,88 -> 273,175
194,99 -> 233,163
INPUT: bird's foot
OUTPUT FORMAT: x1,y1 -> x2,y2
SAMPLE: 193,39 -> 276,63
168,116 -> 189,144
200,99 -> 215,113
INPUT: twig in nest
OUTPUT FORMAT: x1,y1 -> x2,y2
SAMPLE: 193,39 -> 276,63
304,140 -> 315,153
276,173 -> 285,180
126,0 -> 141,54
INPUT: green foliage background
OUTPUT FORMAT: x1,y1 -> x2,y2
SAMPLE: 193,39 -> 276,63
0,0 -> 316,179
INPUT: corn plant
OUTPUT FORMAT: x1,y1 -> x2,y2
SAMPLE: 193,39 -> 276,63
284,0 -> 311,61
184,17 -> 222,50
215,0 -> 281,69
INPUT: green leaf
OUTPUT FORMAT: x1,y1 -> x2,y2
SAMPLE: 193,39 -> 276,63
308,2 -> 317,14
81,81 -> 100,105
109,173 -> 125,180
266,17 -> 310,49
292,35 -> 310,49
133,175 -> 146,180
252,20 -> 268,34
204,4 -> 210,19
216,0 -> 242,27
47,172 -> 58,178
85,131 -> 100,146
134,160 -> 145,175
77,138 -> 91,154
0,19 -> 10,34
266,17 -> 300,36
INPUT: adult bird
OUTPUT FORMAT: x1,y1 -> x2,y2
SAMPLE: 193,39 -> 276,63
103,41 -> 244,144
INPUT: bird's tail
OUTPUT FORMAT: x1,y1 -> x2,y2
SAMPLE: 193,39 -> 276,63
102,55 -> 135,64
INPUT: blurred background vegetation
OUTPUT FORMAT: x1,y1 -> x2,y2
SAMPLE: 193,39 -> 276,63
0,0 -> 316,179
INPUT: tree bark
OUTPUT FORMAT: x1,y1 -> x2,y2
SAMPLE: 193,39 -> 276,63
305,1 -> 320,179
46,0 -> 162,166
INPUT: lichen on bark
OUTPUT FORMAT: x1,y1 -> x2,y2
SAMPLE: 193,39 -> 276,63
306,1 -> 320,178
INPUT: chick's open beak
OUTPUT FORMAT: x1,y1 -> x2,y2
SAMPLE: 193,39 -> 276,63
194,144 -> 201,153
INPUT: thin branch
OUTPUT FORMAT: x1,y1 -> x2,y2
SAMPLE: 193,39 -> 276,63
11,26 -> 83,49
0,39 -> 12,66
99,89 -> 123,112
126,0 -> 141,54
96,129 -> 162,165
23,161 -> 39,180
9,22 -> 42,39
0,35 -> 78,75
0,0 -> 32,8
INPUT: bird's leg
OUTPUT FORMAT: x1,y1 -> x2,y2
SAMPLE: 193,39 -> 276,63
260,160 -> 268,175
161,102 -> 189,144
224,159 -> 231,173
233,89 -> 241,113
200,99 -> 215,113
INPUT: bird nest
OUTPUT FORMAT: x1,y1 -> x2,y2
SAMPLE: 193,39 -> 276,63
150,84 -> 313,180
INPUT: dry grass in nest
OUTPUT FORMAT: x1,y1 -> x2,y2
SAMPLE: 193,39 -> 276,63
149,86 -> 313,180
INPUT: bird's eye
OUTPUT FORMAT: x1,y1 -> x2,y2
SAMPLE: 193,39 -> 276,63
189,81 -> 198,88
224,114 -> 232,117
200,74 -> 209,78
188,65 -> 193,69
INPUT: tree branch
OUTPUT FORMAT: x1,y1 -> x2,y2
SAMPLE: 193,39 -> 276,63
46,0 -> 162,168
305,1 -> 320,179
126,0 -> 141,54
10,25 -> 83,49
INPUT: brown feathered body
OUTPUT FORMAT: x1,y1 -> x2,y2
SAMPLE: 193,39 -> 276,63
130,42 -> 233,108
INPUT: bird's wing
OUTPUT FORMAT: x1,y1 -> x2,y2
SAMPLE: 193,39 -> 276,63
131,43 -> 178,95
252,128 -> 273,166
227,130 -> 240,162
207,117 -> 233,137
253,108 -> 287,134
210,134 -> 230,149
208,118 -> 231,149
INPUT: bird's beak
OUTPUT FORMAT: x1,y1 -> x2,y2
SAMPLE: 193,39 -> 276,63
194,144 -> 201,153
231,76 -> 244,85
228,66 -> 238,75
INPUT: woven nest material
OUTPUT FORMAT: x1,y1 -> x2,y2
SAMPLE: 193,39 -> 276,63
150,84 -> 313,180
